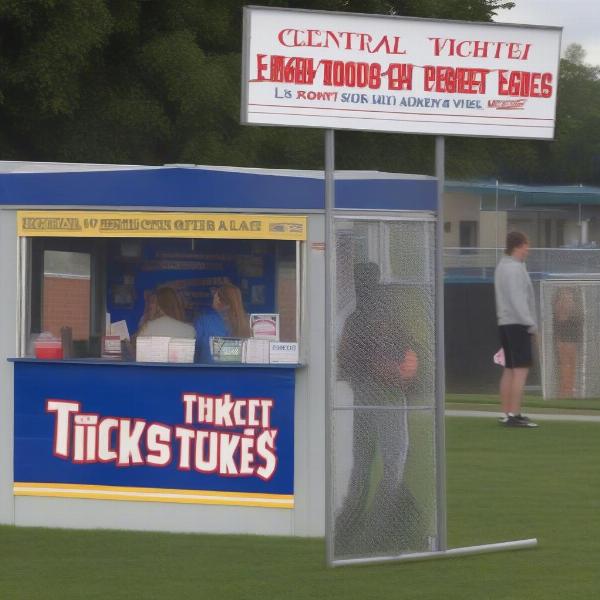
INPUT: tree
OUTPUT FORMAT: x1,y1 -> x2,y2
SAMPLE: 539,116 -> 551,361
19,0 -> 600,186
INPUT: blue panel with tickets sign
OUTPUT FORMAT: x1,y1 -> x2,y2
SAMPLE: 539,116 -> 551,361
13,360 -> 295,508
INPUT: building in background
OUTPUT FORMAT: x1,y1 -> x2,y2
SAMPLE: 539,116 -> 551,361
443,181 -> 600,394
444,181 -> 600,250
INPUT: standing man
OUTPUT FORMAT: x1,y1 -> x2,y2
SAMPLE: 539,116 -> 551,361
494,231 -> 539,428
335,263 -> 424,556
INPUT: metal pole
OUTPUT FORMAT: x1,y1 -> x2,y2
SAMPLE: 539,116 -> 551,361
332,538 -> 537,567
17,236 -> 28,357
434,135 -> 447,551
495,179 -> 499,263
324,129 -> 335,566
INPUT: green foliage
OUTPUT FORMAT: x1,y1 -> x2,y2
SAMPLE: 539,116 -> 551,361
1,1 -> 599,186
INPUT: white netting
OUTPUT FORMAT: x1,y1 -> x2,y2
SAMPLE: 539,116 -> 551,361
541,280 -> 600,399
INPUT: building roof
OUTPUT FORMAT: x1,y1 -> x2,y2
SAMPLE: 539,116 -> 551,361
446,180 -> 600,206
0,161 -> 437,211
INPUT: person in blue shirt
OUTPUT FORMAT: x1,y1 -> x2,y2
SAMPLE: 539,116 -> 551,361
194,283 -> 251,363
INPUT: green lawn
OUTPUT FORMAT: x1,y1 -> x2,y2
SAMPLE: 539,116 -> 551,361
1,418 -> 599,599
447,392 -> 600,412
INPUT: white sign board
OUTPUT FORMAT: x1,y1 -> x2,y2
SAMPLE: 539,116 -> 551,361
241,7 -> 561,139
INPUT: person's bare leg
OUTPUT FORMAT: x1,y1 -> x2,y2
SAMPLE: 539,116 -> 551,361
509,367 -> 529,414
563,342 -> 577,397
499,368 -> 513,414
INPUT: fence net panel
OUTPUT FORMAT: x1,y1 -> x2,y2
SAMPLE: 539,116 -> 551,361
444,248 -> 600,394
540,280 -> 600,399
331,217 -> 438,562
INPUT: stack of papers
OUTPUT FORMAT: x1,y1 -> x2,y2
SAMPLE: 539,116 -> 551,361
136,336 -> 170,363
243,339 -> 270,364
168,338 -> 195,363
269,342 -> 299,364
101,336 -> 122,360
110,320 -> 131,341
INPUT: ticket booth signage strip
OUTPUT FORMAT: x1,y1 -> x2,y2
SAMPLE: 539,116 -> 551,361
13,361 -> 295,508
17,210 -> 307,241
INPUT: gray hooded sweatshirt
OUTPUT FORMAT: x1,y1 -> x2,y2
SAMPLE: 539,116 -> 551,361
494,255 -> 537,333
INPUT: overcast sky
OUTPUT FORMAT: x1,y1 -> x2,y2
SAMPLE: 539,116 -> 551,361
495,0 -> 600,65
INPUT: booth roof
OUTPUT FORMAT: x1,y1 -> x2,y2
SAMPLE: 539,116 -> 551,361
446,180 -> 600,207
0,161 -> 437,212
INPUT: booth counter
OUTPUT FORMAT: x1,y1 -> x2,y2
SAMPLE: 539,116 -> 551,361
0,163 -> 436,536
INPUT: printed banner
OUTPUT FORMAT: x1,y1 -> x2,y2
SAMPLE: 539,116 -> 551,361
14,362 -> 295,508
242,7 -> 561,139
17,210 -> 307,240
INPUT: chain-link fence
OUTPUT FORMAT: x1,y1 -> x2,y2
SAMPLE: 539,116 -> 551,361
540,280 -> 600,399
444,248 -> 600,396
331,216 -> 438,562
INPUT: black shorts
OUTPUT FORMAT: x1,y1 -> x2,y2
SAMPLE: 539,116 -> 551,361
499,324 -> 533,368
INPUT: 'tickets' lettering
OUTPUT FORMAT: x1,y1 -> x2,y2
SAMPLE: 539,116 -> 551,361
46,394 -> 279,481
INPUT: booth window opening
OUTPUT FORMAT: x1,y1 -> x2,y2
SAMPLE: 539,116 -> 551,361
20,236 -> 302,365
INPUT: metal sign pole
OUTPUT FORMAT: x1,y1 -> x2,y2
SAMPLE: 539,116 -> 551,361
324,129 -> 336,566
434,136 -> 448,551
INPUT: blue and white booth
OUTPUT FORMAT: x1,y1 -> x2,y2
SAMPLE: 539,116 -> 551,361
0,162 -> 436,536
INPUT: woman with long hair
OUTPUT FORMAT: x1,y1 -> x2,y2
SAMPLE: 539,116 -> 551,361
213,283 -> 251,338
137,286 -> 195,339
194,282 -> 250,362
553,286 -> 583,397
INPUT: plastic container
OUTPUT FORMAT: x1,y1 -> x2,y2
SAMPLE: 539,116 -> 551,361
34,333 -> 63,359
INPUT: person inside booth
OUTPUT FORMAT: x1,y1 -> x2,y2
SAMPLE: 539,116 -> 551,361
136,286 -> 195,339
194,283 -> 251,363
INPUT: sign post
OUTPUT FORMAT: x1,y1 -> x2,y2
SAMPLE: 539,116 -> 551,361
242,5 -> 562,566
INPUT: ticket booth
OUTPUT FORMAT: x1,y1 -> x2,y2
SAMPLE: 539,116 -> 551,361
0,162 -> 436,536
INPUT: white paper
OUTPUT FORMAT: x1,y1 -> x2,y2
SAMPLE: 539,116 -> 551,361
243,338 -> 270,364
103,336 -> 121,354
168,338 -> 195,363
269,341 -> 299,364
136,336 -> 170,363
111,319 -> 130,342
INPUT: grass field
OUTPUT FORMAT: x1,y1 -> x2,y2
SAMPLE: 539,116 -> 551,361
1,417 -> 599,599
447,392 -> 600,412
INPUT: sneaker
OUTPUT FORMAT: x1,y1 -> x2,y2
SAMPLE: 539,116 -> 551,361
498,414 -> 533,424
504,415 -> 538,428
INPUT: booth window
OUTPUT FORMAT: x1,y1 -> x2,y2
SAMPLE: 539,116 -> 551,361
27,238 -> 106,358
42,250 -> 91,340
22,235 -> 302,364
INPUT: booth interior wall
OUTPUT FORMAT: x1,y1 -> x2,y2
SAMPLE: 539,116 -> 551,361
331,216 -> 437,562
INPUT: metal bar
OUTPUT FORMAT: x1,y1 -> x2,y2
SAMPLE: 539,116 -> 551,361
333,405 -> 434,411
495,178 -> 500,263
434,135 -> 447,552
17,236 -> 29,357
334,214 -> 436,222
295,240 -> 301,347
324,129 -> 336,567
332,538 -> 538,567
